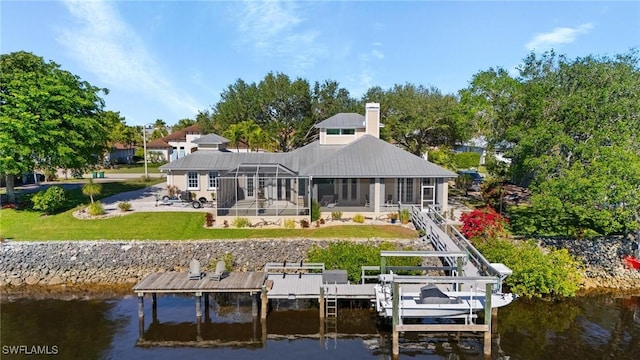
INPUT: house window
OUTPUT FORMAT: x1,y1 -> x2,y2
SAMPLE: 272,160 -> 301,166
351,179 -> 357,200
208,171 -> 218,190
326,129 -> 356,135
341,179 -> 348,201
187,172 -> 199,190
397,178 -> 414,203
247,177 -> 254,197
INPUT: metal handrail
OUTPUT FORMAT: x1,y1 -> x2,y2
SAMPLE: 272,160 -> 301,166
411,205 -> 509,287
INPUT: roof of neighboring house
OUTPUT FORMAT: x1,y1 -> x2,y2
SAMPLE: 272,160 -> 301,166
160,135 -> 456,178
192,133 -> 230,145
146,139 -> 172,149
164,124 -> 201,141
111,142 -> 135,150
315,113 -> 365,129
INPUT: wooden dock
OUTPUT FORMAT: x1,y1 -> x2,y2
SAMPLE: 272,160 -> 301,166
133,271 -> 266,294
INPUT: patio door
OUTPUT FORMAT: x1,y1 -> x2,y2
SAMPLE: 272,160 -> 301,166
421,186 -> 435,211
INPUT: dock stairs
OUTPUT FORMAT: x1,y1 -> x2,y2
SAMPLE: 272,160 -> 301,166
323,282 -> 338,349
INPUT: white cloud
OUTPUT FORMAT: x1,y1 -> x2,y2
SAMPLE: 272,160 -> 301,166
57,0 -> 201,119
371,49 -> 384,59
235,0 -> 325,73
525,23 -> 594,51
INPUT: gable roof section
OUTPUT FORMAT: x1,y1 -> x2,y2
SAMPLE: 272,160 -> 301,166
298,135 -> 457,178
147,139 -> 171,149
192,133 -> 230,145
315,113 -> 365,129
164,124 -> 201,141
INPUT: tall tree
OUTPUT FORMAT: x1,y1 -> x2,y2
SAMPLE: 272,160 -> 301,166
463,50 -> 640,235
307,80 -> 359,143
365,83 -> 469,156
256,72 -> 312,151
195,110 -> 215,135
0,51 -> 109,202
171,118 -> 195,132
151,119 -> 169,140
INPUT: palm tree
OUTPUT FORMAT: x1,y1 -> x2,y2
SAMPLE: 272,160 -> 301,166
223,123 -> 245,152
82,179 -> 102,204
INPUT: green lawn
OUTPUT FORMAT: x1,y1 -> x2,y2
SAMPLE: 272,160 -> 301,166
0,210 -> 417,241
103,163 -> 164,174
2,177 -> 417,241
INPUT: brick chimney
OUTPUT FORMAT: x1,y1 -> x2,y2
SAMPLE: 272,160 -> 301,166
365,103 -> 380,138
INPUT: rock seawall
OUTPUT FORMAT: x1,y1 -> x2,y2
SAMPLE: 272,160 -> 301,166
537,235 -> 640,290
0,239 -> 427,287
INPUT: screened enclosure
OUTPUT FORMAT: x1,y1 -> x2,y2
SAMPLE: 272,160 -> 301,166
216,163 -> 311,217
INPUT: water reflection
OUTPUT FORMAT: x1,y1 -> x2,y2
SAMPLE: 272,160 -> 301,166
0,298 -> 127,360
1,292 -> 639,359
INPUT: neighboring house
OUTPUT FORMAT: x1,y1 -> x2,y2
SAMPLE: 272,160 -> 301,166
160,103 -> 457,221
455,136 -> 513,166
107,142 -> 136,165
455,137 -> 487,165
148,125 -> 254,163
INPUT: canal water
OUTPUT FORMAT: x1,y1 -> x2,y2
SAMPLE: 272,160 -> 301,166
1,292 -> 639,359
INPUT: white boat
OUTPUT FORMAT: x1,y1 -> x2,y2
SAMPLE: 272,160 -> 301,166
374,282 -> 516,319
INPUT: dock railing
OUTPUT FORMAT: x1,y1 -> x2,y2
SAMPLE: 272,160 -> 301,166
264,262 -> 325,273
411,206 -> 511,292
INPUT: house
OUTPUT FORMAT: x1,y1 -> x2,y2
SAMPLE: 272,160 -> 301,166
147,125 -> 254,162
159,103 -> 457,221
106,142 -> 136,165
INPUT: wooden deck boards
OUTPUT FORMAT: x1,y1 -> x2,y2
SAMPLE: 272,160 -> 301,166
133,272 -> 266,294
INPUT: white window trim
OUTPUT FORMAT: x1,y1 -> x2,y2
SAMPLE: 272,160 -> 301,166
207,171 -> 218,190
186,171 -> 199,190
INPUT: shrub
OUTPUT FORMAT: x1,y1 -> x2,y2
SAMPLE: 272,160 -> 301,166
300,219 -> 310,228
398,209 -> 411,223
311,199 -> 321,221
87,201 -> 105,216
331,211 -> 343,220
222,252 -> 234,271
284,218 -> 296,229
480,178 -> 508,212
232,217 -> 251,228
460,206 -> 509,241
118,201 -> 132,212
139,175 -> 152,182
455,173 -> 474,195
352,213 -> 365,223
205,212 -> 215,227
476,238 -> 582,298
31,186 -> 66,214
307,242 -> 421,283
453,151 -> 481,169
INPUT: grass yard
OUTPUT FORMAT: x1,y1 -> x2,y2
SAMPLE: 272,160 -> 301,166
103,163 -> 164,174
0,210 -> 417,241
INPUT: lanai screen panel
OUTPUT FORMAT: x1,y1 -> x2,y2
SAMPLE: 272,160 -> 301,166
216,163 -> 310,217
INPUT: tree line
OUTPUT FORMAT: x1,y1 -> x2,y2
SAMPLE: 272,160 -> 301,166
2,49 -> 638,236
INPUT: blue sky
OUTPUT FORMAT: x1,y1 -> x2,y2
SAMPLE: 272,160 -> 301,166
2,1 -> 638,126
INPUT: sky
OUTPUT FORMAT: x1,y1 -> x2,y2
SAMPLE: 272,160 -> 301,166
2,0 -> 639,126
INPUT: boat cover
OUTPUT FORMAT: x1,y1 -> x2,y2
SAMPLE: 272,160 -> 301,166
419,284 -> 460,304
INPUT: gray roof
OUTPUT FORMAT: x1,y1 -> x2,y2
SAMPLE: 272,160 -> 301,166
315,113 -> 365,129
160,152 -> 286,172
296,135 -> 457,178
192,133 -> 230,145
160,135 -> 456,179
